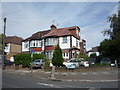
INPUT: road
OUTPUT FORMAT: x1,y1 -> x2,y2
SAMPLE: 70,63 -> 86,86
2,71 -> 119,89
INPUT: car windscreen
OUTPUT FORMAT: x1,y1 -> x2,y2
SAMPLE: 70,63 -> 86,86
34,60 -> 42,62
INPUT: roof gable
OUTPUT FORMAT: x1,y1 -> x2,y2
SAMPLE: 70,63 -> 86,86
23,30 -> 50,41
44,26 -> 80,39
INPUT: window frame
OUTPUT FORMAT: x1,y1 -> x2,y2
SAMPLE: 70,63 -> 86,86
62,36 -> 67,43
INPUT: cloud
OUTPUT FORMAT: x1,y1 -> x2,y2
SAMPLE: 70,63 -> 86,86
2,2 -> 116,50
81,22 -> 110,50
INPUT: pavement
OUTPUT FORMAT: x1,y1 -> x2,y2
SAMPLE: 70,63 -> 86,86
3,66 -> 119,83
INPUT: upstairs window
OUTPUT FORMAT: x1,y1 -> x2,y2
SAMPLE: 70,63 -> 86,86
62,37 -> 67,43
45,38 -> 58,46
25,43 -> 29,48
76,40 -> 78,47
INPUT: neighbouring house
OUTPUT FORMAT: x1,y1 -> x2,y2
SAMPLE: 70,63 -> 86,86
87,46 -> 100,57
4,36 -> 23,61
22,25 -> 86,61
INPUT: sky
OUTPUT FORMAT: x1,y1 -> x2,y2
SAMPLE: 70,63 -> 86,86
1,1 -> 118,50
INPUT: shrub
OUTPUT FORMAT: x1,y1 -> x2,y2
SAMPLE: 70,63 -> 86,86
94,63 -> 110,66
14,54 -> 22,66
33,54 -> 45,61
44,59 -> 50,67
14,53 -> 31,67
21,54 -> 31,67
14,53 -> 45,67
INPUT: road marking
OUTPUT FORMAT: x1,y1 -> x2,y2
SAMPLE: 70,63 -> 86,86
62,73 -> 67,74
44,72 -> 51,74
92,72 -> 97,75
88,87 -> 100,90
37,82 -> 85,88
37,83 -> 61,88
3,83 -> 20,88
81,73 -> 87,75
71,73 -> 77,75
101,72 -> 109,74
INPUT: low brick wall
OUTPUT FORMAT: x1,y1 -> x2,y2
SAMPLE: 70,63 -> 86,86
5,65 -> 117,72
44,66 -> 116,72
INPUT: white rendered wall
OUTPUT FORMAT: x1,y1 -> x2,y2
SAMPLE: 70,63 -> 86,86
42,39 -> 44,51
22,41 -> 29,52
72,36 -> 80,49
4,43 -> 10,53
59,36 -> 70,49
88,52 -> 100,57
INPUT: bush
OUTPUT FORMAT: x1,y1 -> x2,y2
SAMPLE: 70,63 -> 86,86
14,53 -> 45,67
44,59 -> 50,67
14,54 -> 22,66
94,63 -> 110,66
33,54 -> 45,61
14,53 -> 31,67
21,54 -> 31,67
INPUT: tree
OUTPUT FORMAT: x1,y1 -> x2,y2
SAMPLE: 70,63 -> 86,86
77,53 -> 89,61
52,44 -> 64,67
99,8 -> 120,63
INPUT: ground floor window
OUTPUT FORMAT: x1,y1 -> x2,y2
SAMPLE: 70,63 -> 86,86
45,51 -> 53,59
62,52 -> 69,58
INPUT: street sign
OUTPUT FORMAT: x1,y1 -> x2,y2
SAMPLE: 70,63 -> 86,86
30,49 -> 34,53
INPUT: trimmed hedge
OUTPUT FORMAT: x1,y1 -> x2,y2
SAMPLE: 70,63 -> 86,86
14,53 -> 45,67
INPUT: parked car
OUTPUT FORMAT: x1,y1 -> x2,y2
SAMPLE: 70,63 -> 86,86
4,60 -> 14,66
100,58 -> 111,64
110,63 -> 115,67
29,59 -> 45,68
89,58 -> 96,65
83,61 -> 89,67
63,58 -> 80,68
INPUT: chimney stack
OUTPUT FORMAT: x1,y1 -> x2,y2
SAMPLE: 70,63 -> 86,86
50,24 -> 57,30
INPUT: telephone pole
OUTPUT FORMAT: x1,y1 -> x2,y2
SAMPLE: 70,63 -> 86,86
2,17 -> 6,70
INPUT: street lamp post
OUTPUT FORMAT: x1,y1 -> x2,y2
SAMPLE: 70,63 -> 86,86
2,17 -> 6,70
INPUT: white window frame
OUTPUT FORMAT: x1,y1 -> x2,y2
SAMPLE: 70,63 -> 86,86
62,37 -> 67,43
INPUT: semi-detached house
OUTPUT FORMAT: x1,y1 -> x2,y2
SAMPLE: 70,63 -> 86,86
22,25 -> 86,61
5,36 -> 23,61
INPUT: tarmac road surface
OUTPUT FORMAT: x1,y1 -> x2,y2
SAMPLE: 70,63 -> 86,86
2,71 -> 119,89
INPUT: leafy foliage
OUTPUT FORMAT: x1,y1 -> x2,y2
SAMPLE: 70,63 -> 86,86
33,54 -> 45,61
14,53 -> 45,67
14,54 -> 23,66
21,54 -> 31,67
90,53 -> 97,58
14,53 -> 31,67
52,44 -> 64,67
44,59 -> 50,67
77,53 -> 89,60
99,12 -> 120,62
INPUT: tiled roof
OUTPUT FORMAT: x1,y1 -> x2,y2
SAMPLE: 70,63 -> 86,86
44,28 -> 72,37
44,26 -> 80,39
5,36 -> 23,45
23,30 -> 50,41
23,26 -> 80,41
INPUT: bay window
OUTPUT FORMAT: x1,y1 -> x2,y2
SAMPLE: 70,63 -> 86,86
45,38 -> 58,46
